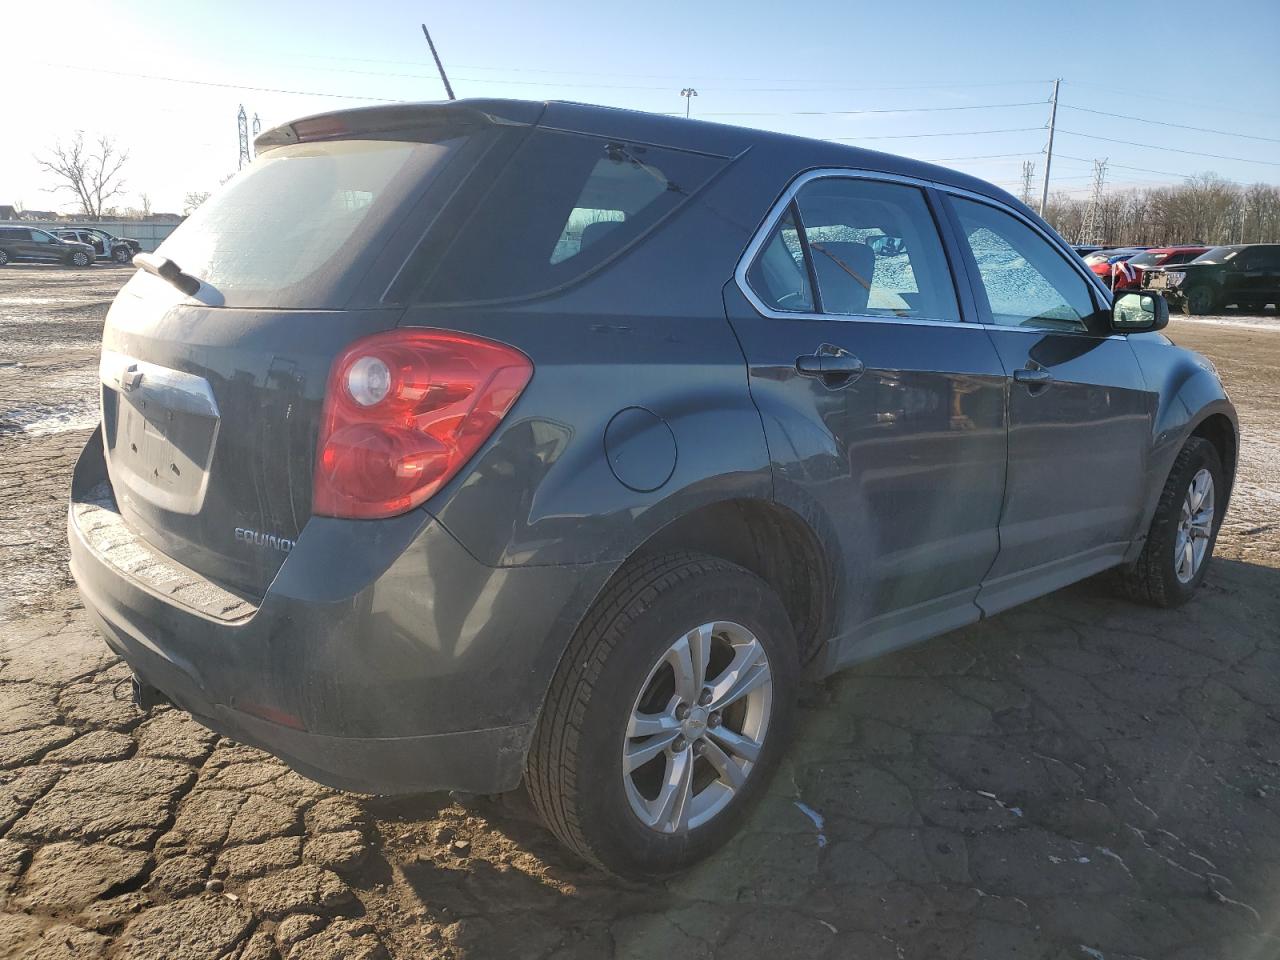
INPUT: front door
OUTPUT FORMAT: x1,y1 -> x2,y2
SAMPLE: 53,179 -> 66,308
725,174 -> 1008,665
943,195 -> 1157,615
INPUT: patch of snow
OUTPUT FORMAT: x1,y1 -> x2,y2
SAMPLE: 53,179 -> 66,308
1078,946 -> 1106,960
0,399 -> 100,436
976,790 -> 1024,817
794,801 -> 828,848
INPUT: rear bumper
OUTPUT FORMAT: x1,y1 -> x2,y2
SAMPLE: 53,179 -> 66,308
68,429 -> 615,795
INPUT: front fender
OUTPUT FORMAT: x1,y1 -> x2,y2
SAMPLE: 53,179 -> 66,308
1126,334 -> 1237,556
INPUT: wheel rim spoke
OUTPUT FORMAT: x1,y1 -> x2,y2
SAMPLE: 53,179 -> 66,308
624,730 -> 680,772
707,725 -> 762,763
701,737 -> 747,791
709,640 -> 770,711
648,748 -> 694,833
628,711 -> 679,738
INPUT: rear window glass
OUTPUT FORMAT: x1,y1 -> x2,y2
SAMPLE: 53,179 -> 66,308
151,138 -> 465,308
415,130 -> 726,303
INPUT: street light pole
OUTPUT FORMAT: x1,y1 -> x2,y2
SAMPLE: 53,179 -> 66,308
680,87 -> 698,119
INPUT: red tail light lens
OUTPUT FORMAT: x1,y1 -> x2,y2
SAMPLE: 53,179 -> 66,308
313,329 -> 533,519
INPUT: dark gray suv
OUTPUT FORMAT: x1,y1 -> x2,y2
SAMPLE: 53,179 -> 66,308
68,99 -> 1237,876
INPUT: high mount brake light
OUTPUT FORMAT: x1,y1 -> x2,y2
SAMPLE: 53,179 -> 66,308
313,329 -> 533,520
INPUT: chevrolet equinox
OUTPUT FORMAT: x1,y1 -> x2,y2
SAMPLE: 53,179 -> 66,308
69,99 -> 1238,876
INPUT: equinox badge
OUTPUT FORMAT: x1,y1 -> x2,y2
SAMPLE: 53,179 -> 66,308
234,527 -> 296,553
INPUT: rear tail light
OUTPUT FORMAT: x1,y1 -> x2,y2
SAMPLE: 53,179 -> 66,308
313,329 -> 533,519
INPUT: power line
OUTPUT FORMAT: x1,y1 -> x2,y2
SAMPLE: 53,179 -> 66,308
922,151 -> 1040,162
694,100 -> 1044,118
1063,79 -> 1280,122
1057,130 -> 1280,167
288,54 -> 1053,89
42,62 -> 402,103
1059,104 -> 1280,144
1056,153 -> 1257,187
830,126 -> 1044,142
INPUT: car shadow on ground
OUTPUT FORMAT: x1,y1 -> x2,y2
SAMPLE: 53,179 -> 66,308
349,555 -> 1280,958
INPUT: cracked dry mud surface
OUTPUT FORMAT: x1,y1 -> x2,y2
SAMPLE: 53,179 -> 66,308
1,264 -> 1278,959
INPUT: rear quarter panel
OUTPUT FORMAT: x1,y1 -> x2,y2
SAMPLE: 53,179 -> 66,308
403,186 -> 775,568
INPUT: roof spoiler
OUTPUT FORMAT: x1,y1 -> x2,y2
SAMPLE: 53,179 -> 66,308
254,99 -> 546,153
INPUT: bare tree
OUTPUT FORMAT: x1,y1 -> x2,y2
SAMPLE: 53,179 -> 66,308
1042,174 -> 1280,246
35,133 -> 129,219
139,193 -> 153,218
183,191 -> 212,215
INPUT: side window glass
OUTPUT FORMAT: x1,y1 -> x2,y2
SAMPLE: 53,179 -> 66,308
794,178 -> 960,322
952,197 -> 1096,332
745,206 -> 814,313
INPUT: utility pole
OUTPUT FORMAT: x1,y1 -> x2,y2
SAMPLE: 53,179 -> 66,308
1039,78 -> 1060,217
421,23 -> 456,100
251,113 -> 261,161
1019,160 -> 1036,207
1079,158 -> 1108,245
237,105 -> 250,171
680,87 -> 698,119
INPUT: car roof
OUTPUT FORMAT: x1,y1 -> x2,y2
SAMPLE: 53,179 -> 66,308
257,97 -> 1030,215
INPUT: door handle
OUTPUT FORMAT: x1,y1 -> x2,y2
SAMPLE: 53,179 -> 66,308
1013,367 -> 1052,385
796,349 -> 865,388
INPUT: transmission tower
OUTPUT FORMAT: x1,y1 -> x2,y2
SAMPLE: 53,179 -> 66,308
1019,160 -> 1036,207
1078,157 -> 1108,245
237,105 -> 250,170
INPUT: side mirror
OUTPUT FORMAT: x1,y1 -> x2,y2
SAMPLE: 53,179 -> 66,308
1111,291 -> 1168,333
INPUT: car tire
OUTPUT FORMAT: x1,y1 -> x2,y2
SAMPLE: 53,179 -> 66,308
0,249 -> 8,266
526,551 -> 798,877
113,246 -> 132,264
69,250 -> 91,268
1114,436 -> 1224,608
1182,284 -> 1218,315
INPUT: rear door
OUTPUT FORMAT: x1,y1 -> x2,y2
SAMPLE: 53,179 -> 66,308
725,172 -> 1007,664
941,194 -> 1157,615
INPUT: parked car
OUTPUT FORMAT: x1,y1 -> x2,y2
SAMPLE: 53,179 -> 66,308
68,99 -> 1238,877
1073,244 -> 1105,258
0,226 -> 94,267
1147,243 -> 1280,314
1082,246 -> 1149,266
1086,250 -> 1142,286
1110,246 -> 1210,292
53,227 -> 142,263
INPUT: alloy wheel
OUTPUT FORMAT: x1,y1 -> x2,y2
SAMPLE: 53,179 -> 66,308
622,620 -> 773,834
1175,467 -> 1215,583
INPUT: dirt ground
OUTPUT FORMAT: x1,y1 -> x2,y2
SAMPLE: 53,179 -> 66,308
1,262 -> 1278,960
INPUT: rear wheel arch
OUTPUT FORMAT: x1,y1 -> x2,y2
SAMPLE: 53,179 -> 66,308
625,498 -> 834,666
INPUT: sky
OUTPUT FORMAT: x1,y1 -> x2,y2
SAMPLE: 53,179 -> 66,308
4,0 -> 1278,215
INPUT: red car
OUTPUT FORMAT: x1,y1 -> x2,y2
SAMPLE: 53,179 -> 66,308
1093,246 -> 1209,292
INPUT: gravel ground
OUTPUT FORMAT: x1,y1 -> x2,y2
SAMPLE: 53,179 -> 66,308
0,263 -> 1278,960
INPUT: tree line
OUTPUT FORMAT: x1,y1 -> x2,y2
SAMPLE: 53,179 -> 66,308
1041,174 -> 1280,248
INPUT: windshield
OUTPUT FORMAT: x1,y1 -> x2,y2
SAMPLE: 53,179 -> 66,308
1127,252 -> 1162,267
1193,246 -> 1242,264
150,136 -> 467,308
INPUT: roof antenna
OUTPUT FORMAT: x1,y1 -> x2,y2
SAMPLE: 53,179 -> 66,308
420,23 -> 456,101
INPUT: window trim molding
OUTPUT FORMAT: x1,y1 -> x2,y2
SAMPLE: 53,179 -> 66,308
734,166 -> 1115,333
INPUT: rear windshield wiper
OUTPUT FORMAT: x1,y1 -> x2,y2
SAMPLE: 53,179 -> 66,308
133,253 -> 202,296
